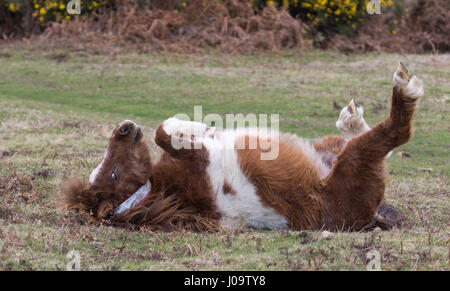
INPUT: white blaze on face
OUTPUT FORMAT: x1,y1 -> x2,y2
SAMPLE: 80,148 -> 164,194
89,149 -> 109,184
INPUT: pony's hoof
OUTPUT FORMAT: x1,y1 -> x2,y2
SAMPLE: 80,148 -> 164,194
393,62 -> 423,100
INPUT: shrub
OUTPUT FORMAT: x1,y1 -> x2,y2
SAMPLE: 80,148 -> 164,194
252,0 -> 394,33
2,0 -> 106,25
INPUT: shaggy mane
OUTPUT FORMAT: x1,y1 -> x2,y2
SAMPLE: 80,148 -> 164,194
59,178 -> 221,232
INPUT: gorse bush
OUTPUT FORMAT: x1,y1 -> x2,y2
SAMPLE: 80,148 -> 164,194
253,0 -> 394,33
1,0 -> 447,54
3,0 -> 106,25
2,0 -> 395,31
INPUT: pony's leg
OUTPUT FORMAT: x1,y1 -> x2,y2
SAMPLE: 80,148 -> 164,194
373,201 -> 404,230
314,136 -> 347,156
313,136 -> 347,169
155,118 -> 214,168
315,135 -> 400,229
322,63 -> 423,230
336,99 -> 394,158
154,118 -> 220,219
314,100 -> 370,168
336,99 -> 372,140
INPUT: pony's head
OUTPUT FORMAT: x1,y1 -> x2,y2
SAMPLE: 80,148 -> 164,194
60,119 -> 221,231
61,120 -> 152,220
89,120 -> 151,193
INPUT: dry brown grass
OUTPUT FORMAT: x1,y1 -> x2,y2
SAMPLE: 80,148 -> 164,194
37,0 -> 310,54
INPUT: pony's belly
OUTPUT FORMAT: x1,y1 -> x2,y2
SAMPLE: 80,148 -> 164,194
206,147 -> 288,229
217,193 -> 289,229
204,131 -> 289,230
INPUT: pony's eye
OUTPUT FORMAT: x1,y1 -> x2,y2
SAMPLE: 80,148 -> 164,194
111,170 -> 118,181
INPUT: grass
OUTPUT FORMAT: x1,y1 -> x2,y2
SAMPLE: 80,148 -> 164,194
0,48 -> 448,270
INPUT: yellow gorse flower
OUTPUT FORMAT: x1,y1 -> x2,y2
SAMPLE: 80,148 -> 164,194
9,2 -> 17,12
21,0 -> 106,24
273,0 -> 394,29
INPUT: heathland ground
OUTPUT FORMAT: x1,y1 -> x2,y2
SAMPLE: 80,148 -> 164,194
0,49 -> 448,270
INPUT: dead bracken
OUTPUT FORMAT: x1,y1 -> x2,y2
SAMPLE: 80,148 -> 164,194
43,0 -> 310,54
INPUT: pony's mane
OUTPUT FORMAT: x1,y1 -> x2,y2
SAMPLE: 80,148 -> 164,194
59,178 -> 221,232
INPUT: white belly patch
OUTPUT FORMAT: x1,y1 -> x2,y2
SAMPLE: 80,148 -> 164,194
205,131 -> 288,230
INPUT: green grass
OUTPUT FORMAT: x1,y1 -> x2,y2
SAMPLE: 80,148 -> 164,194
0,49 -> 448,270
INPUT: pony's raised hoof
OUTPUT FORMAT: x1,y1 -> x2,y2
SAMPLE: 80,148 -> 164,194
393,62 -> 424,100
368,201 -> 404,230
336,98 -> 371,140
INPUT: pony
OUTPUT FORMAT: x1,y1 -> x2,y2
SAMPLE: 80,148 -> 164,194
61,63 -> 422,231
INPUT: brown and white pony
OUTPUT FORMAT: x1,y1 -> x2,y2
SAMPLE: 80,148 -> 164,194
61,63 -> 422,232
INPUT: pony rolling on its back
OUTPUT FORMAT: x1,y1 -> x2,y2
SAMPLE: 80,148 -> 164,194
61,63 -> 422,232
